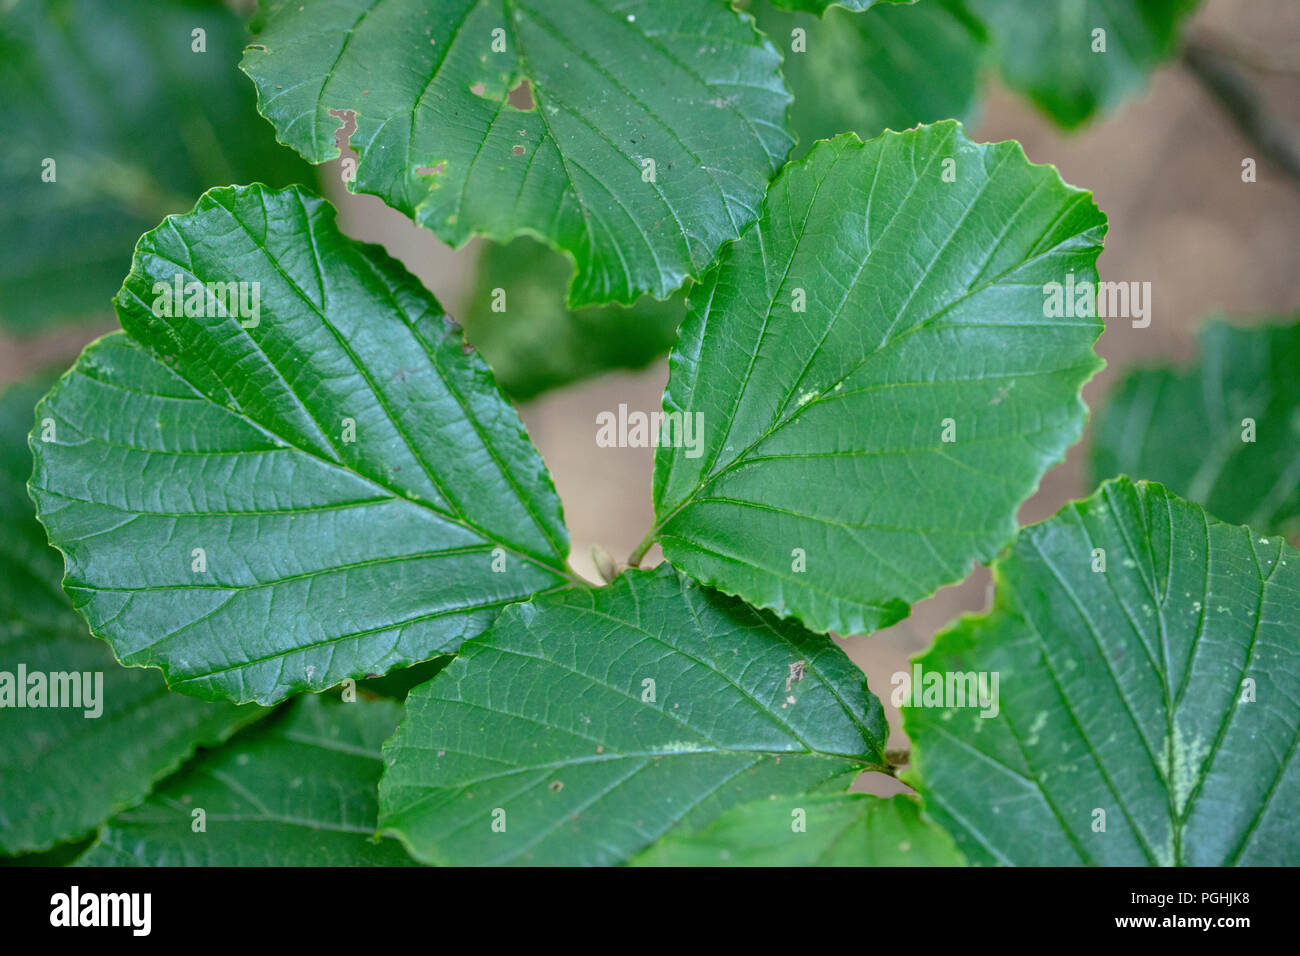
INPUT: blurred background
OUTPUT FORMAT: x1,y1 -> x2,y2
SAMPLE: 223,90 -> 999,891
3,0 -> 1298,794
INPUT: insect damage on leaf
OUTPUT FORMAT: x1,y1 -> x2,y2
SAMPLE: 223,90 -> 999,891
241,0 -> 795,306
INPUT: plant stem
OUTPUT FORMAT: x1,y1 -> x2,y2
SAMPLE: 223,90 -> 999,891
1182,36 -> 1300,187
627,530 -> 656,568
885,747 -> 911,771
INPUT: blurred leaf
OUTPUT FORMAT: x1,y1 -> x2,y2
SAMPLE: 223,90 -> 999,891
0,376 -> 66,629
757,0 -> 986,156
767,0 -> 914,13
1091,318 -> 1300,539
380,566 -> 888,866
966,0 -> 1200,128
0,833 -> 95,867
78,695 -> 416,866
633,793 -> 965,865
0,0 -> 315,333
905,477 -> 1300,865
0,376 -> 263,856
462,237 -> 683,400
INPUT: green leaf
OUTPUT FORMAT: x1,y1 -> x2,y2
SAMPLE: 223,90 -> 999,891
379,566 -> 889,866
758,0 -> 986,158
905,477 -> 1300,866
1091,318 -> 1300,539
29,183 -> 573,706
241,0 -> 793,307
78,695 -> 415,866
0,0 -> 315,333
0,377 -> 263,856
462,236 -> 684,401
651,124 -> 1106,636
633,793 -> 965,865
966,0 -> 1200,128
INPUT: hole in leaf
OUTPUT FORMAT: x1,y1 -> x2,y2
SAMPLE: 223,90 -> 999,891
328,107 -> 358,157
507,77 -> 535,111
